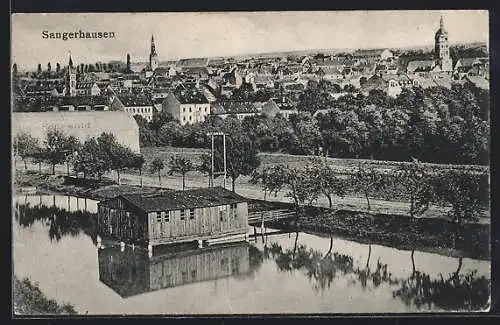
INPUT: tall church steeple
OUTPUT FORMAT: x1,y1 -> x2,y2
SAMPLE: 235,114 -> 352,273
434,15 -> 452,72
65,53 -> 77,96
149,34 -> 159,71
151,35 -> 156,54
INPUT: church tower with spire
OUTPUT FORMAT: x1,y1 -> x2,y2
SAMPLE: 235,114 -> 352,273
434,16 -> 453,72
65,54 -> 77,96
149,34 -> 159,71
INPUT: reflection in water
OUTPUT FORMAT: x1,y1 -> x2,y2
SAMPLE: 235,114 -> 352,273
263,237 -> 490,311
98,242 -> 256,298
393,254 -> 490,311
14,195 -> 98,244
13,194 -> 490,313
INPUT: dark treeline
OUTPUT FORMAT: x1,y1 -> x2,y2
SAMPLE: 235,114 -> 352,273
139,82 -> 489,165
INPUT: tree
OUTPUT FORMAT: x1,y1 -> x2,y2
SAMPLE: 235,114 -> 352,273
56,63 -> 61,73
150,111 -> 175,132
249,167 -> 274,201
72,138 -> 108,180
110,144 -> 136,184
430,170 -> 489,225
40,128 -> 79,175
199,134 -> 261,192
167,155 -> 193,190
13,132 -> 39,170
131,155 -> 146,187
359,76 -> 368,87
351,163 -> 385,211
309,158 -> 346,209
150,157 -> 164,185
37,64 -> 42,75
47,62 -> 51,72
13,63 -> 18,76
264,164 -> 319,212
395,159 -> 433,217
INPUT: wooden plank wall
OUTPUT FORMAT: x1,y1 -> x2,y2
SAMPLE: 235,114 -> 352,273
147,202 -> 249,242
98,198 -> 148,244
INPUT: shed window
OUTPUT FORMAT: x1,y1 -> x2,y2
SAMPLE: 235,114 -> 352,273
165,212 -> 170,222
156,212 -> 162,222
180,209 -> 186,220
189,208 -> 195,219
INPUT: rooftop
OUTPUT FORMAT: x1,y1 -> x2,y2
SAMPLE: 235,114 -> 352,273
117,94 -> 153,107
105,186 -> 247,212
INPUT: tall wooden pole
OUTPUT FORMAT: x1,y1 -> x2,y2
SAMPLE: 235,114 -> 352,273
223,134 -> 227,189
211,135 -> 214,188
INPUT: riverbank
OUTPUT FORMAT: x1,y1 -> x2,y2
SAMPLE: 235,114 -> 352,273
13,276 -> 77,315
295,207 -> 490,261
13,171 -> 166,201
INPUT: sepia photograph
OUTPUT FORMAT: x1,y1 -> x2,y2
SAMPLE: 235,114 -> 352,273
11,10 -> 490,315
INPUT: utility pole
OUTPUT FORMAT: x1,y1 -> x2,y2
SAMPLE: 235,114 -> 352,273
206,132 -> 227,189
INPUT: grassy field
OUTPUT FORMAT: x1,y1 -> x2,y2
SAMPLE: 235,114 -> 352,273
140,146 -> 490,174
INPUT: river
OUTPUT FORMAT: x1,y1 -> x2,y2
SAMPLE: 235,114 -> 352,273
12,194 -> 490,314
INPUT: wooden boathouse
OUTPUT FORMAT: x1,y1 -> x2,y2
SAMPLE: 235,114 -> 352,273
97,186 -> 249,248
98,242 -> 250,298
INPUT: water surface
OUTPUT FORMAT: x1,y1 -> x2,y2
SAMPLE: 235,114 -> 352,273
13,194 -> 490,314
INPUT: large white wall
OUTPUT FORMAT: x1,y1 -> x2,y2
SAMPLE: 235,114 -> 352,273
12,111 -> 140,153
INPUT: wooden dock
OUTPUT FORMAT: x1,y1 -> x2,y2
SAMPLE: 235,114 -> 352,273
248,209 -> 297,226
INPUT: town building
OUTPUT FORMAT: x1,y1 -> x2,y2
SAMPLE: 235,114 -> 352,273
75,82 -> 101,96
161,91 -> 211,125
96,186 -> 249,247
98,242 -> 250,298
111,94 -> 157,122
453,57 -> 489,80
352,49 -> 393,63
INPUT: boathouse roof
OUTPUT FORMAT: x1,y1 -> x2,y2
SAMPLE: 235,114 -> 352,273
103,186 -> 247,212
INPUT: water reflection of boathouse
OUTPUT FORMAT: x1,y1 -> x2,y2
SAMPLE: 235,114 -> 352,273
98,242 -> 251,298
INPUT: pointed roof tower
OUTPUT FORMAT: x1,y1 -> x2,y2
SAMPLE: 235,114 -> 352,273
151,34 -> 156,55
68,53 -> 74,68
435,15 -> 448,39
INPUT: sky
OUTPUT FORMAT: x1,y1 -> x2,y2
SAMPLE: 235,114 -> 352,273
11,10 -> 489,70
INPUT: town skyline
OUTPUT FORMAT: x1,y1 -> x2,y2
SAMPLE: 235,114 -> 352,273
12,10 -> 489,70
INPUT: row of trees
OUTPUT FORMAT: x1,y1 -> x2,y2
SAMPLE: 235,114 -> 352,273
138,82 -> 489,165
250,158 -> 489,225
14,127 -> 262,192
13,129 -> 145,184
